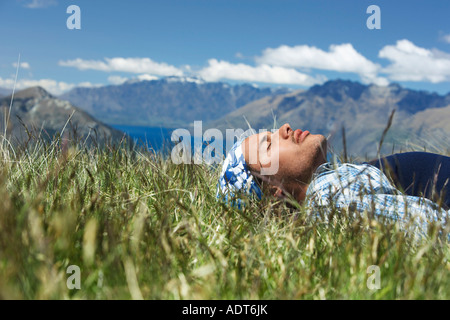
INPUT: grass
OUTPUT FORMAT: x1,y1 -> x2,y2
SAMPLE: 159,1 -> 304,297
0,127 -> 449,300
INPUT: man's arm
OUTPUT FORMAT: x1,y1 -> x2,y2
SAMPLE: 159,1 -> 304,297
306,163 -> 448,237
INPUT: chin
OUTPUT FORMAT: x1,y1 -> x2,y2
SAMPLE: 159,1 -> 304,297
309,133 -> 326,147
319,135 -> 328,152
313,134 -> 328,164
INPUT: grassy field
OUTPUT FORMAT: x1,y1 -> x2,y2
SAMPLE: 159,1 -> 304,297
0,131 -> 449,300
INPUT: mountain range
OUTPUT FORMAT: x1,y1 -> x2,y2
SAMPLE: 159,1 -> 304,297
60,76 -> 289,127
0,87 -> 128,146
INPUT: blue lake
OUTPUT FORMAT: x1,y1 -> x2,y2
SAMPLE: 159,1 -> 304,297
112,125 -> 175,150
111,125 -> 228,156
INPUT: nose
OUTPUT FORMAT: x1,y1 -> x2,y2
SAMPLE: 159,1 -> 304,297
278,123 -> 292,140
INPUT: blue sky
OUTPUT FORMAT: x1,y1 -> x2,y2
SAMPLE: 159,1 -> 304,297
1,0 -> 450,95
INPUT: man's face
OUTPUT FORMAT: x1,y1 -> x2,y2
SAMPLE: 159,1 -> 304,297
242,123 -> 327,196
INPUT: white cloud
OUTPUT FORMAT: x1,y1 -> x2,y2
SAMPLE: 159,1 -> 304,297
59,57 -> 183,77
257,43 -> 385,85
108,74 -> 159,85
379,39 -> 450,83
20,0 -> 57,8
258,43 -> 379,74
0,77 -> 101,95
256,43 -> 380,73
136,74 -> 159,81
77,82 -> 103,89
359,74 -> 390,87
198,59 -> 326,86
108,75 -> 128,85
440,34 -> 450,44
12,62 -> 30,69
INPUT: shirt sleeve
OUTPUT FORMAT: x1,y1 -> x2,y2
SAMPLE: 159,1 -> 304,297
306,163 -> 449,237
340,193 -> 446,226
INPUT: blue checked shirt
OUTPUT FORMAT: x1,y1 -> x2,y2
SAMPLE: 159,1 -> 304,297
306,163 -> 449,237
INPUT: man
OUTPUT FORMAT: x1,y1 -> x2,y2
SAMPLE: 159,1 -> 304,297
217,123 -> 449,237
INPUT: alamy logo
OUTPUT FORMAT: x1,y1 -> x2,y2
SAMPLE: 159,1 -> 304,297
66,265 -> 81,290
366,5 -> 381,30
67,5 -> 81,30
366,265 -> 381,290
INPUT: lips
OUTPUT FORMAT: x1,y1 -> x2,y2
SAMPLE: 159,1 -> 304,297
294,129 -> 310,143
300,130 -> 310,142
294,129 -> 302,143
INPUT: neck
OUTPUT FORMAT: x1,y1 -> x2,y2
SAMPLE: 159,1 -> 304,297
282,180 -> 309,204
294,161 -> 325,203
295,183 -> 309,204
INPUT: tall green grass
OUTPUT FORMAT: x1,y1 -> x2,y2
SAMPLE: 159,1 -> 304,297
0,127 -> 449,300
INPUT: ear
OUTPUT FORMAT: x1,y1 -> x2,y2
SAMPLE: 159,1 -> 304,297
270,185 -> 285,199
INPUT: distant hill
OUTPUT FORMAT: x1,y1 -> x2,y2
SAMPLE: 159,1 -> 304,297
207,80 -> 450,157
0,87 -> 129,146
60,76 -> 289,128
0,87 -> 12,98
